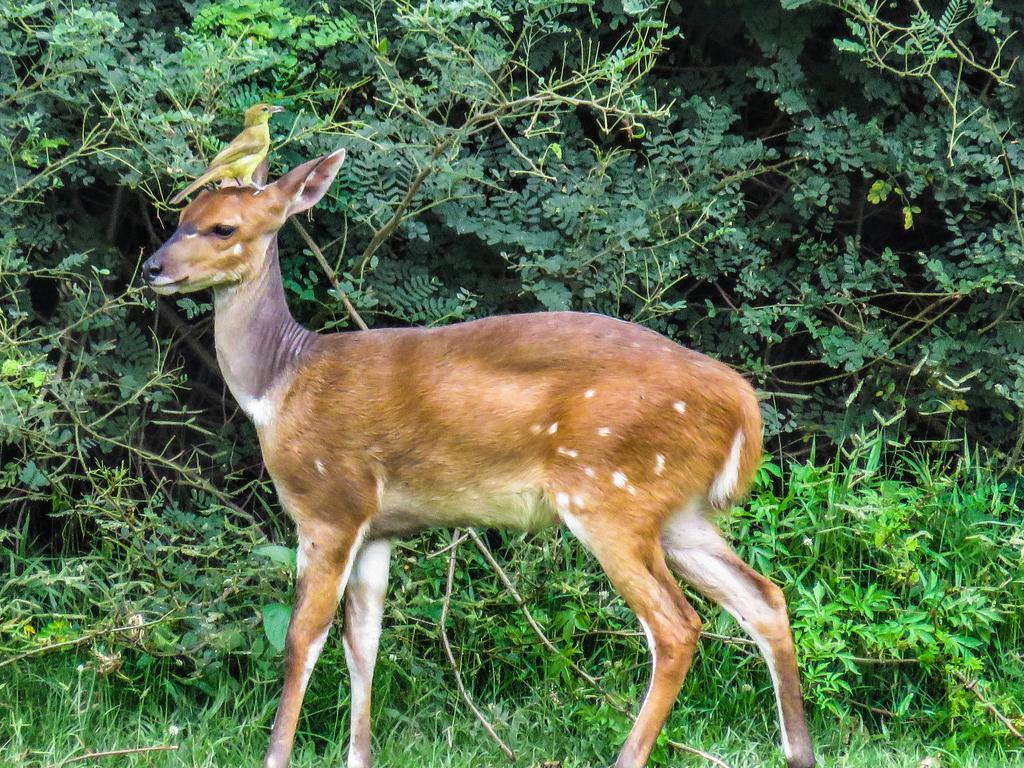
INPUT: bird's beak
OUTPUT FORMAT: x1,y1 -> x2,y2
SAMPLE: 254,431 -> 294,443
270,106 -> 285,114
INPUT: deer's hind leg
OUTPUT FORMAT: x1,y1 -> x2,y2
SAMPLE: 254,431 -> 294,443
661,501 -> 815,768
562,507 -> 702,768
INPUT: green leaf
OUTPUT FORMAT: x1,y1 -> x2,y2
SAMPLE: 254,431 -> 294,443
833,38 -> 865,54
262,603 -> 292,653
253,545 -> 297,571
867,179 -> 892,204
902,205 -> 921,230
19,460 -> 48,489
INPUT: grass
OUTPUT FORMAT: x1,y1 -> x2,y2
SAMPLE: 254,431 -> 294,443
3,652 -> 1014,768
3,435 -> 1023,767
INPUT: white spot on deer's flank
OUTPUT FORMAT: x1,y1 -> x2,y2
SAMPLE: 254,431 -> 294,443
557,446 -> 579,458
315,459 -> 326,475
655,454 -> 666,476
573,494 -> 585,509
555,492 -> 571,513
597,427 -> 611,437
530,424 -> 543,435
612,471 -> 628,488
673,401 -> 686,414
548,422 -> 559,434
583,466 -> 596,478
584,389 -> 596,398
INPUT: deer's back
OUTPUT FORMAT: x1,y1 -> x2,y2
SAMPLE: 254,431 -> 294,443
262,312 -> 762,534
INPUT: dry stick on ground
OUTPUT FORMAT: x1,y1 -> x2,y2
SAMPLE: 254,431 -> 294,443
440,532 -> 516,760
59,745 -> 178,766
666,741 -> 735,768
0,612 -> 177,668
954,671 -> 1024,743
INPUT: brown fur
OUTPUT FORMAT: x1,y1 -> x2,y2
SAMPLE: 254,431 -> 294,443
142,151 -> 814,768
264,313 -> 762,536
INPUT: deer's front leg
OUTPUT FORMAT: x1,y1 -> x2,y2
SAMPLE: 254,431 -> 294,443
344,539 -> 392,768
263,521 -> 368,768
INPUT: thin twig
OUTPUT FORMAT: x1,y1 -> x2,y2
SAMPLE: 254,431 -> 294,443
290,219 -> 369,331
440,532 -> 515,760
702,631 -> 756,647
666,739 -> 736,768
851,655 -> 920,665
155,300 -> 221,375
849,699 -> 899,719
954,671 -> 1024,743
466,528 -> 600,687
357,140 -> 450,276
1,612 -> 177,668
59,745 -> 178,765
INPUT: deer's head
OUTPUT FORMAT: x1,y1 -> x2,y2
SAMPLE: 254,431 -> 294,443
143,149 -> 346,295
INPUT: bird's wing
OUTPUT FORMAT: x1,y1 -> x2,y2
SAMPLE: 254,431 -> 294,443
207,126 -> 267,168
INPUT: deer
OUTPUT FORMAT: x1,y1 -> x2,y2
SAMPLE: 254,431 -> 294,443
142,149 -> 816,768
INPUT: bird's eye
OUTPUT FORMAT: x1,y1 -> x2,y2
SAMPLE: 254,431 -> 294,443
210,224 -> 236,239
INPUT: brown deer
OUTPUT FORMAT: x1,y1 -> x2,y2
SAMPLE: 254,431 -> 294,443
142,150 -> 815,768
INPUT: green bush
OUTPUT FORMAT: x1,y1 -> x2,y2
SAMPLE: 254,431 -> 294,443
2,1 -> 1023,452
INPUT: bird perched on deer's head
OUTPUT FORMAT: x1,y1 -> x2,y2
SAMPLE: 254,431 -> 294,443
170,103 -> 284,204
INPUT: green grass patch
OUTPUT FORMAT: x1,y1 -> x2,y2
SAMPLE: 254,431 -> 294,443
3,436 -> 1023,766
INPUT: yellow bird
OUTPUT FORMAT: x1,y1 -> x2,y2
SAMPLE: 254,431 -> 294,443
170,103 -> 284,204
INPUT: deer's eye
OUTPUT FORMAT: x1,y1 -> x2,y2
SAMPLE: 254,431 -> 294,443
210,224 -> 236,239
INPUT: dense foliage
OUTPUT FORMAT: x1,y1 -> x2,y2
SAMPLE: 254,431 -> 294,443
2,0 -> 1023,764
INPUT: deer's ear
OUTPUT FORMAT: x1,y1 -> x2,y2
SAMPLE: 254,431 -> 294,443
273,149 -> 346,217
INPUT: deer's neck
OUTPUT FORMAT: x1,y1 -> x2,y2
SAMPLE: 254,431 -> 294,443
213,240 -> 317,426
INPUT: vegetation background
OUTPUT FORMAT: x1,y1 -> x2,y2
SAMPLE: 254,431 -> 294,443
1,0 -> 1022,766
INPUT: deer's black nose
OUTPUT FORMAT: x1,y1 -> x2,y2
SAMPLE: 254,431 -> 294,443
142,257 -> 163,283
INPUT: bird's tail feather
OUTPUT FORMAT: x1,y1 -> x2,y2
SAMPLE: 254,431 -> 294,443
169,167 -> 223,205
